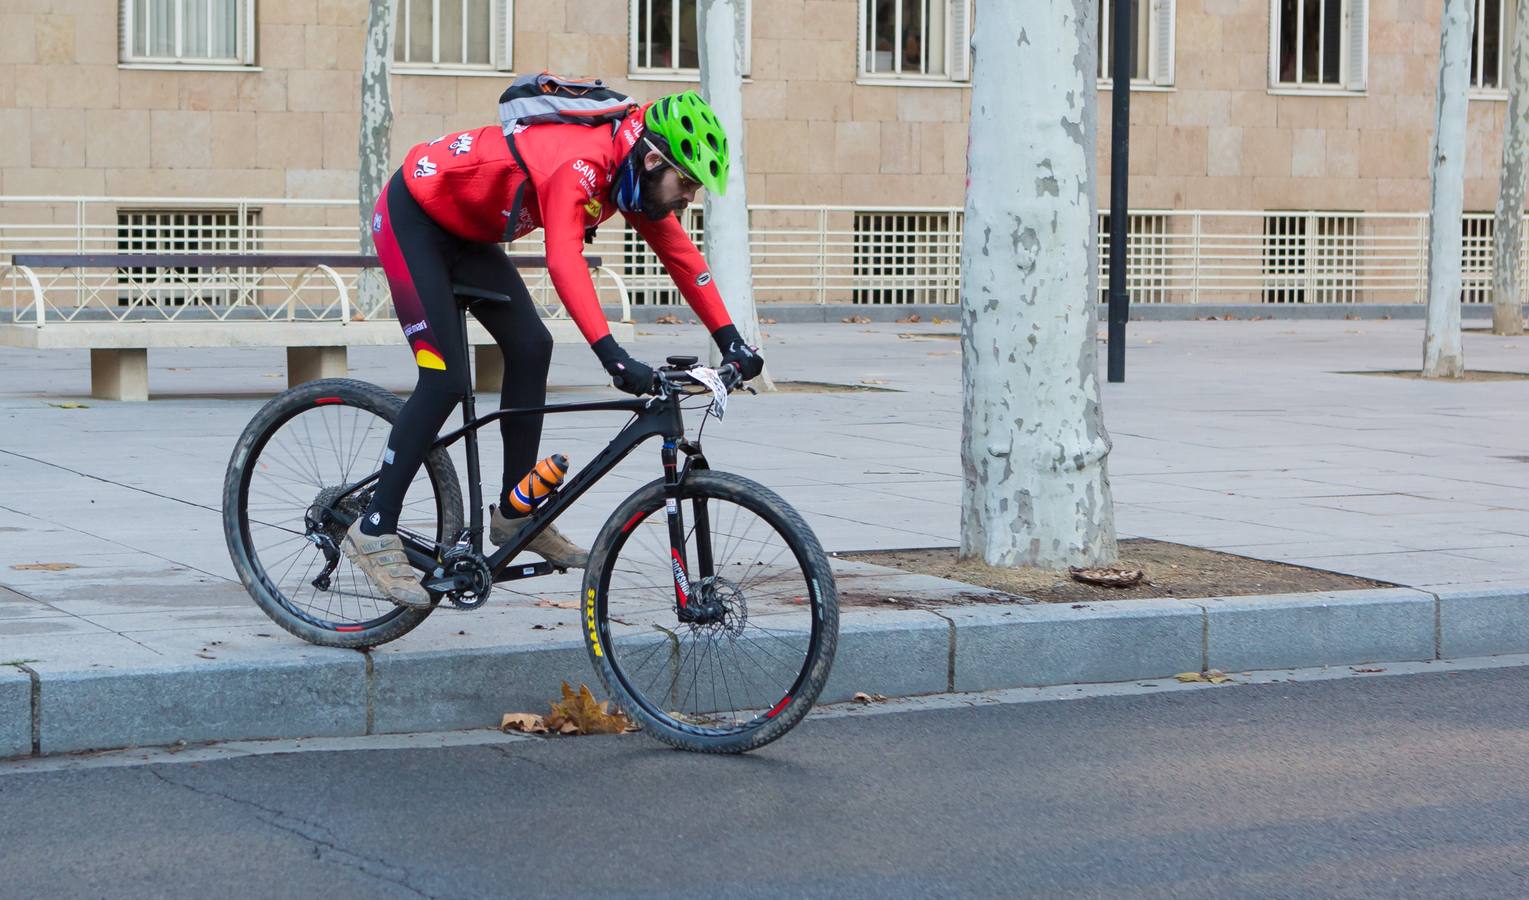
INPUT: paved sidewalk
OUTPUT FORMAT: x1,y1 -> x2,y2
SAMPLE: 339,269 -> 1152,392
2,318 -> 1529,753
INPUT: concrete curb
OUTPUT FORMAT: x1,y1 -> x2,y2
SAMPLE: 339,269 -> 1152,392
4,584 -> 1526,758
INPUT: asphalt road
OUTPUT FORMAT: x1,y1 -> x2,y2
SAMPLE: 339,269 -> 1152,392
3,665 -> 1529,899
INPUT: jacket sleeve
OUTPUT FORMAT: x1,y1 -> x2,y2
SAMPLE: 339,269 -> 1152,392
534,159 -> 612,345
625,211 -> 734,334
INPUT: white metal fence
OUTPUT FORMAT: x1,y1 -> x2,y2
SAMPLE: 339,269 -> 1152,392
2,197 -> 1524,320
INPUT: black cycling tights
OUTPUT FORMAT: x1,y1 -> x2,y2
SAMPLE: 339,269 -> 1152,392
360,169 -> 552,536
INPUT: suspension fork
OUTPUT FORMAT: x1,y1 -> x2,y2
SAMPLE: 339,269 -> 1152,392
665,440 -> 714,620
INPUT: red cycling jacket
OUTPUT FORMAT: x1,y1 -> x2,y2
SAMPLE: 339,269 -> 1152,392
399,106 -> 731,345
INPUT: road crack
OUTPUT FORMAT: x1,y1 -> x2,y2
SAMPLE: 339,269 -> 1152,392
148,768 -> 435,898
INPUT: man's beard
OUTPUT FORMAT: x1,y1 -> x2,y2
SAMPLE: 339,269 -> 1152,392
637,164 -> 682,221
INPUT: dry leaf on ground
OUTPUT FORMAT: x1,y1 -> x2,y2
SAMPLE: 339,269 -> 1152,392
1352,667 -> 1386,673
500,713 -> 549,734
851,692 -> 889,704
48,402 -> 89,410
896,314 -> 921,324
534,599 -> 579,610
841,315 -> 872,324
760,317 -> 777,325
11,562 -> 79,571
1176,670 -> 1234,684
1068,566 -> 1145,588
545,682 -> 636,735
653,313 -> 683,325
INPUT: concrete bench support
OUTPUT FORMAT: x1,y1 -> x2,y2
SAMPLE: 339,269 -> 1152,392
90,348 -> 148,402
475,344 -> 504,393
287,346 -> 349,387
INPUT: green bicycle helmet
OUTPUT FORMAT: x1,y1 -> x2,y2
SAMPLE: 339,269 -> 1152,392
643,91 -> 730,196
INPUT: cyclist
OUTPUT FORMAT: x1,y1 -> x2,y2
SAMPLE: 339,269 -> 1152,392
344,90 -> 765,609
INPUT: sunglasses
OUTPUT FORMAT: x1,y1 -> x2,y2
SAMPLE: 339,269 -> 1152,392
644,137 -> 703,191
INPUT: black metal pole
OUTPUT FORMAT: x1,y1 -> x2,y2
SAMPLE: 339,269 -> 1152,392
1106,0 -> 1133,383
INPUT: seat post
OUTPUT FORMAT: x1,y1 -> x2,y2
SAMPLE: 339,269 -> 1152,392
458,298 -> 484,547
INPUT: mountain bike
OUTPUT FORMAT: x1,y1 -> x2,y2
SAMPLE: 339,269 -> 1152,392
222,284 -> 838,753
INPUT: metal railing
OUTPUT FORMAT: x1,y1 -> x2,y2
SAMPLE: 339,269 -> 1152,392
2,196 -> 1524,315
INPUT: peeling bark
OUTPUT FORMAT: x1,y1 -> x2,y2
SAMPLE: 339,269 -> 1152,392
357,0 -> 396,312
959,0 -> 1117,569
698,0 -> 774,389
1424,0 -> 1474,377
1492,0 -> 1529,336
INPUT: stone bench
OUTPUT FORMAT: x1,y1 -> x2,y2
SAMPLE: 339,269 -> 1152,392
1,253 -> 632,401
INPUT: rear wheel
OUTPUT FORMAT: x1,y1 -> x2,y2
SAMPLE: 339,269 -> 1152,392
583,470 -> 838,753
222,378 -> 463,649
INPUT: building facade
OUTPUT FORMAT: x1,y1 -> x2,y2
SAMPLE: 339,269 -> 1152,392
0,0 -> 1522,306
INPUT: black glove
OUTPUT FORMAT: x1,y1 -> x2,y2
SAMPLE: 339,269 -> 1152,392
592,335 -> 656,395
712,324 -> 764,380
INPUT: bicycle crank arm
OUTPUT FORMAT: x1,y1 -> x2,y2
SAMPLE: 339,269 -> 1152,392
493,561 -> 558,582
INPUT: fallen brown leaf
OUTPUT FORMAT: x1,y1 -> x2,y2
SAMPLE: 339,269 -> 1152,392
851,692 -> 889,704
760,317 -> 777,325
545,681 -> 635,735
500,712 -> 549,734
11,562 -> 79,572
896,314 -> 922,324
1068,566 -> 1144,588
47,402 -> 89,410
1352,666 -> 1386,673
653,313 -> 683,325
1174,672 -> 1205,683
841,315 -> 872,324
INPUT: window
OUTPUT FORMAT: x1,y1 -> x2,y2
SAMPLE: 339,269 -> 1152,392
394,0 -> 512,71
1097,213 -> 1171,303
1098,0 -> 1175,87
115,207 -> 260,307
1471,0 -> 1516,91
119,0 -> 254,66
1461,214 -> 1494,302
630,0 -> 751,76
1261,212 -> 1359,303
852,211 -> 960,304
859,0 -> 971,83
1269,0 -> 1367,91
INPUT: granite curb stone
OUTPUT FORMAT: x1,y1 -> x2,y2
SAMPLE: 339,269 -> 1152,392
1435,585 -> 1529,659
1,666 -> 32,759
17,585 -> 1529,757
945,599 -> 1205,692
821,612 -> 952,702
37,656 -> 368,755
368,641 -> 590,735
1199,588 -> 1436,672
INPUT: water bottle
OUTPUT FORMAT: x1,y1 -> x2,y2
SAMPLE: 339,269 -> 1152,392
508,453 -> 568,515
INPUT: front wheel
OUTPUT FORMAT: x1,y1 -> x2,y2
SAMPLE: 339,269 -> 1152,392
583,470 -> 838,753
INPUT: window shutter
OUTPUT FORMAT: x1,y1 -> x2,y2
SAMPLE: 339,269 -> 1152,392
948,0 -> 971,81
242,0 -> 256,65
1269,0 -> 1281,86
495,0 -> 513,70
120,0 -> 135,61
1346,0 -> 1368,90
1153,0 -> 1175,85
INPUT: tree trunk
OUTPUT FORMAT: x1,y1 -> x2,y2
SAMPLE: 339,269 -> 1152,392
1424,0 -> 1474,377
1492,0 -> 1529,336
959,0 -> 1117,569
357,0 -> 396,318
697,0 -> 774,389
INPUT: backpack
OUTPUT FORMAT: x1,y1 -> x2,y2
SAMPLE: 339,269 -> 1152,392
496,73 -> 641,245
497,72 -> 638,136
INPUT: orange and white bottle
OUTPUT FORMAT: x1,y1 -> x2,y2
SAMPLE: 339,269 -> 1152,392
508,454 -> 568,515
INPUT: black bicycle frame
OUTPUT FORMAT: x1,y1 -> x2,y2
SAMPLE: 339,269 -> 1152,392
337,290 -> 710,594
